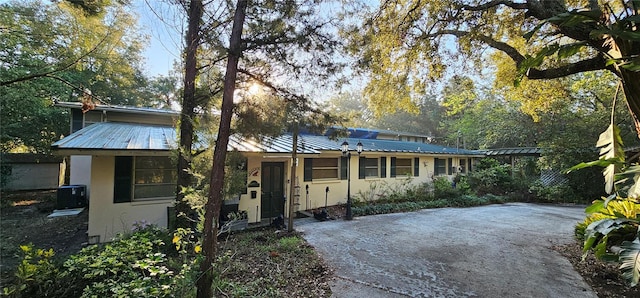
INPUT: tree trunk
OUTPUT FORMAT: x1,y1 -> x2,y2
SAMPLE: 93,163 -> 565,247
175,0 -> 203,230
196,1 -> 247,297
288,124 -> 298,232
620,70 -> 640,139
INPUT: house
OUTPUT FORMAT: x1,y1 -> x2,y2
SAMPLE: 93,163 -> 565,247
0,153 -> 65,191
52,102 -> 484,243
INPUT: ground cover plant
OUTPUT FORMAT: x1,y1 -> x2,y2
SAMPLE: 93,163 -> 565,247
1,194 -> 332,298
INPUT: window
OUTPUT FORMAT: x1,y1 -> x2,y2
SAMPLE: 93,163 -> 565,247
84,111 -> 102,127
434,158 -> 447,176
391,158 -> 412,177
359,157 -> 379,178
114,156 -> 176,203
134,156 -> 176,200
304,158 -> 343,181
312,158 -> 339,180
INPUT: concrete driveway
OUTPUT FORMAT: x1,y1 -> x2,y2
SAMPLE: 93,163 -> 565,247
297,203 -> 596,298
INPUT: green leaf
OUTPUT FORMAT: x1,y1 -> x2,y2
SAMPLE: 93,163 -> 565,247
624,15 -> 640,23
547,10 -> 599,27
586,218 -> 633,239
619,239 -> 640,286
596,124 -> 625,194
583,234 -> 598,257
585,199 -> 605,214
595,234 -> 609,258
557,42 -> 585,59
568,159 -> 617,173
620,59 -> 640,71
601,253 -> 620,262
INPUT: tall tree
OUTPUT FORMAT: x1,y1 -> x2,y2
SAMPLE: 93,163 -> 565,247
190,0 -> 344,295
174,0 -> 203,231
349,0 -> 640,137
197,2 -> 246,296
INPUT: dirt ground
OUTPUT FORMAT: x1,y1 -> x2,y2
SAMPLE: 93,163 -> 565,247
554,241 -> 640,297
0,190 -> 88,285
1,191 -> 639,297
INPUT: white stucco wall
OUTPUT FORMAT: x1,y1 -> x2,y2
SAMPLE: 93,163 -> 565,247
236,153 -> 472,223
88,156 -> 173,243
69,155 -> 92,198
84,152 -> 474,241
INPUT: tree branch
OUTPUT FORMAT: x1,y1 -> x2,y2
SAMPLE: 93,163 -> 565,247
0,28 -> 113,87
429,29 -> 609,79
460,0 -> 528,11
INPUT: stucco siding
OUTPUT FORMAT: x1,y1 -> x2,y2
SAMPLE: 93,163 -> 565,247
88,156 -> 173,243
70,156 -> 92,198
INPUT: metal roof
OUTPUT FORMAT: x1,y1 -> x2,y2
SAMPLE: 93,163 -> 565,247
482,147 -> 542,156
52,122 -> 178,153
52,122 -> 482,156
54,101 -> 181,117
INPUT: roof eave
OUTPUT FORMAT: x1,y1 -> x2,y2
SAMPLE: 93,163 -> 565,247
51,148 -> 172,156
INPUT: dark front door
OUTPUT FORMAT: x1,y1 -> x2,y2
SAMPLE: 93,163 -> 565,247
261,162 -> 285,219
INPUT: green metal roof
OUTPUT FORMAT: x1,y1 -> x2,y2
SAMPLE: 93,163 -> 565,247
52,122 -> 483,156
482,147 -> 542,156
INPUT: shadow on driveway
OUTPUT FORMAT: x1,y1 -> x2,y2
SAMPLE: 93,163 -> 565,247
297,203 -> 596,298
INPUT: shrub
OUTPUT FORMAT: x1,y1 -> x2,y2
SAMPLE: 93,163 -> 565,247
529,180 -> 581,203
433,176 -> 460,199
466,158 -> 514,195
2,244 -> 61,297
353,178 -> 421,205
4,225 -> 196,298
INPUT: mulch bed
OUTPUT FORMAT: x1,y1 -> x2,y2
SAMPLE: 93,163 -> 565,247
554,239 -> 640,297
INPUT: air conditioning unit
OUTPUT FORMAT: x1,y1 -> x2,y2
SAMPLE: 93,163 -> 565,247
56,185 -> 87,209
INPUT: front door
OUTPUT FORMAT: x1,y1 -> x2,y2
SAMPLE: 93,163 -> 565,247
261,162 -> 285,219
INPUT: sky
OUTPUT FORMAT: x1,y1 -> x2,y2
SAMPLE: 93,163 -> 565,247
133,0 -> 184,78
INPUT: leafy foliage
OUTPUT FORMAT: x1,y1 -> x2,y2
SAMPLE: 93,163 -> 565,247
347,0 -> 640,137
3,225 -> 195,297
466,159 -> 516,195
574,123 -> 640,287
0,0 -> 153,153
2,244 -> 59,297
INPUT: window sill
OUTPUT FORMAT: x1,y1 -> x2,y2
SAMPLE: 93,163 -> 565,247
311,179 -> 342,184
131,198 -> 175,206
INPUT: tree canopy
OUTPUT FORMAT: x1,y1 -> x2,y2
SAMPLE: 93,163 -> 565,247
348,0 -> 640,136
0,0 -> 154,153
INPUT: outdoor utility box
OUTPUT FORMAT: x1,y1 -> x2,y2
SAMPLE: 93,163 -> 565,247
56,185 -> 87,209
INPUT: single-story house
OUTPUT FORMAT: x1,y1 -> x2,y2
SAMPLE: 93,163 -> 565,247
1,153 -> 66,191
52,102 -> 484,243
